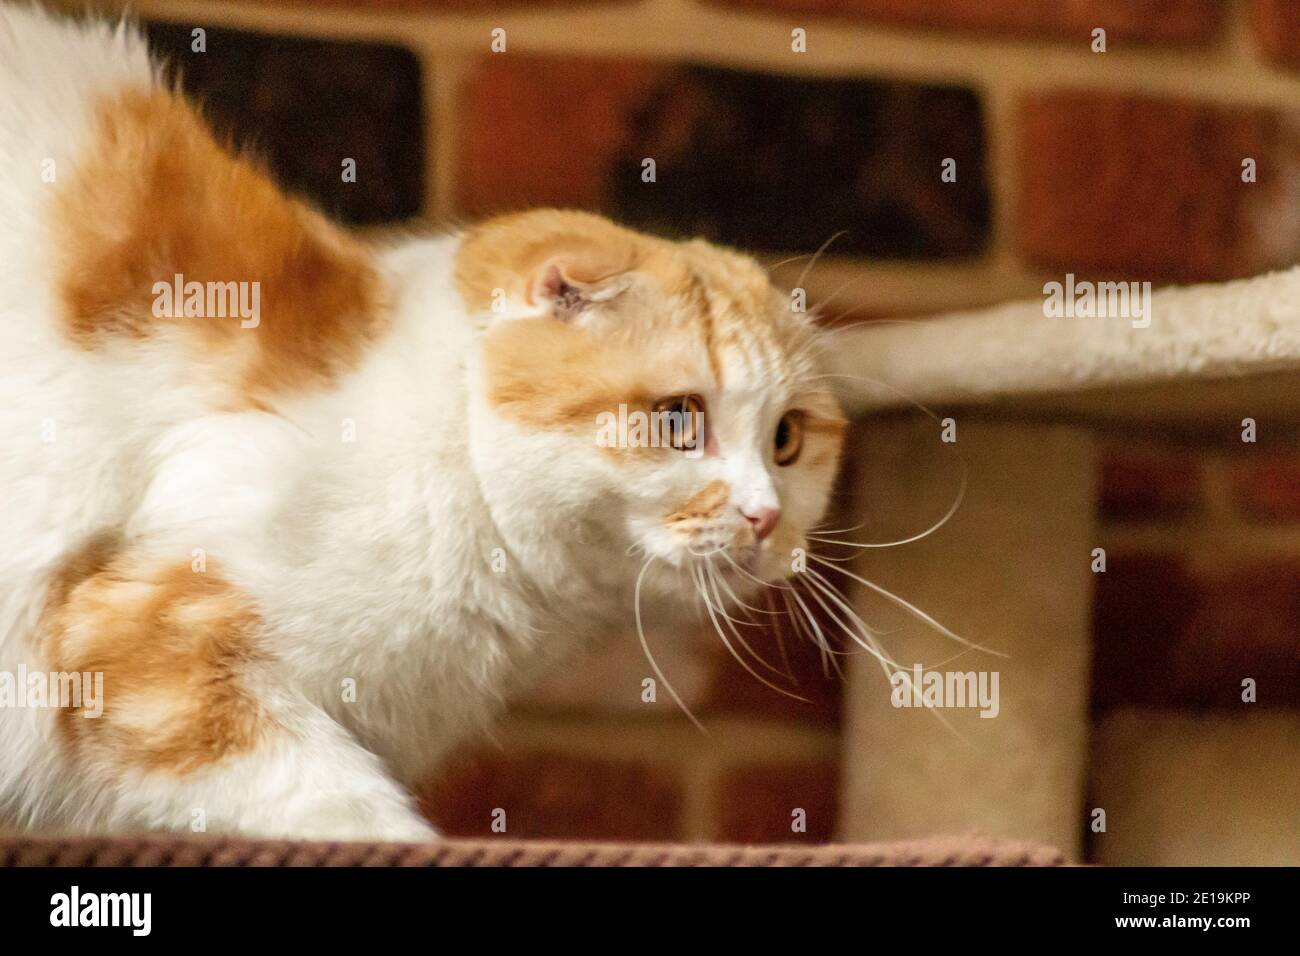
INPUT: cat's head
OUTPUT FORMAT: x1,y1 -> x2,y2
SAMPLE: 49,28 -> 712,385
457,210 -> 845,602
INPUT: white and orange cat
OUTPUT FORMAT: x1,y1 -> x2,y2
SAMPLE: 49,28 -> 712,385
0,5 -> 845,840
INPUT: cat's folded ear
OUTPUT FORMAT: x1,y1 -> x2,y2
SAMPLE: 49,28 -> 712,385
528,258 -> 635,322
455,210 -> 651,324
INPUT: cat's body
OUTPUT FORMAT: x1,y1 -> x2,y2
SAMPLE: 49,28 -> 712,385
0,6 -> 843,839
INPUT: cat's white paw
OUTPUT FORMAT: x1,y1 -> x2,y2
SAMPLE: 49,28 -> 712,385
362,816 -> 441,844
272,802 -> 440,843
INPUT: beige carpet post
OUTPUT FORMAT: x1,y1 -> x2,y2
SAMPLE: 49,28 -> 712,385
837,417 -> 1096,860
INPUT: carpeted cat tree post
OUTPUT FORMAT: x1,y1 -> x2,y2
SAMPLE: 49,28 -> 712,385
831,267 -> 1300,864
840,418 -> 1096,859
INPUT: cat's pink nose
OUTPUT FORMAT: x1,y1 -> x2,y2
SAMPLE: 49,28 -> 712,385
740,506 -> 780,542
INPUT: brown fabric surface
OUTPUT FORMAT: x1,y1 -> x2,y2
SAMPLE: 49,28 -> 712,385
0,833 -> 1064,867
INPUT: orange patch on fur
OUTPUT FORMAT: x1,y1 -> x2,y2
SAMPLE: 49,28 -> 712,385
44,547 -> 270,776
53,88 -> 387,402
455,209 -> 691,315
677,267 -> 726,388
481,316 -> 665,436
666,479 -> 731,526
41,532 -> 120,617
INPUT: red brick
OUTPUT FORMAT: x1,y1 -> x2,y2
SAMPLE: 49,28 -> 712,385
1183,564 -> 1300,705
457,56 -> 990,257
458,56 -> 666,217
1092,554 -> 1300,710
708,0 -> 1222,46
1018,92 -> 1300,282
1253,0 -> 1300,67
1231,456 -> 1300,521
421,750 -> 682,840
1092,553 -> 1199,712
1099,450 -> 1202,521
715,763 -> 838,843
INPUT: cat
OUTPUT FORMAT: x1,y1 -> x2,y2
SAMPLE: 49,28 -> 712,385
0,4 -> 845,840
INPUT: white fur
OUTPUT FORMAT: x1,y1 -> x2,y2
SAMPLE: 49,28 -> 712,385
0,5 -> 838,840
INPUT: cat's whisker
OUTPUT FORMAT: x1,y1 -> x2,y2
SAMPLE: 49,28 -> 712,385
808,554 -> 1006,658
634,556 -> 707,734
797,570 -> 890,669
702,560 -> 786,676
765,588 -> 796,680
806,517 -> 870,536
779,588 -> 813,656
785,577 -> 859,660
764,250 -> 815,273
885,662 -> 963,736
694,564 -> 809,702
714,552 -> 790,614
687,543 -> 730,558
806,460 -> 965,552
786,582 -> 837,678
719,548 -> 796,592
806,574 -> 970,736
808,269 -> 875,321
802,567 -> 900,661
702,561 -> 791,675
788,322 -> 840,372
915,646 -> 984,672
795,366 -> 970,553
801,370 -> 945,420
794,577 -> 848,678
799,549 -> 858,564
699,558 -> 763,627
794,576 -> 961,732
792,230 -> 848,293
710,565 -> 782,618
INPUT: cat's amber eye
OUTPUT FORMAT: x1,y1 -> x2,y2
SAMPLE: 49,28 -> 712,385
653,394 -> 705,451
774,410 -> 804,466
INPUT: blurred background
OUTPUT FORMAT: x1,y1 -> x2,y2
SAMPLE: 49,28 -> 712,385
61,0 -> 1300,862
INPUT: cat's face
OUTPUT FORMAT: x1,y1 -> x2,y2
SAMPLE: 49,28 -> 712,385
459,210 -> 845,603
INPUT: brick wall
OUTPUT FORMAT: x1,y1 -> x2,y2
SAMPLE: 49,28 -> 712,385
108,0 -> 1300,851
1094,448 -> 1300,714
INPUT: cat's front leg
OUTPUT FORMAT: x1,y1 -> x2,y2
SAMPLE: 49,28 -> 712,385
41,548 -> 437,842
120,710 -> 440,842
